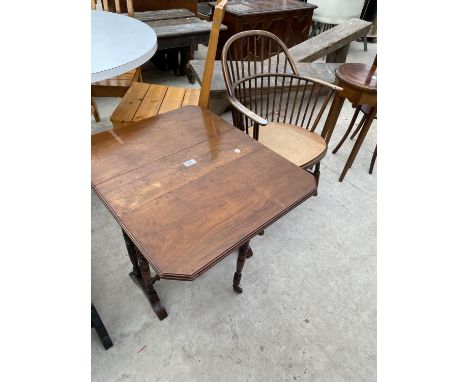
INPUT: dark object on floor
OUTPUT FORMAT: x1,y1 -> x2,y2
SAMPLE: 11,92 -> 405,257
91,303 -> 113,350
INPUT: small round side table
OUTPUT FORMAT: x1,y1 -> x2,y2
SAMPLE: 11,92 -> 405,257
322,62 -> 377,181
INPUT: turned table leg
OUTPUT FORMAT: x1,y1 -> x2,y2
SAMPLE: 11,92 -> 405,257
137,252 -> 168,320
122,229 -> 141,280
121,231 -> 168,320
233,241 -> 253,294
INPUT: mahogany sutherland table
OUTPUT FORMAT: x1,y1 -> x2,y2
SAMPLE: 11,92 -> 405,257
92,106 -> 317,320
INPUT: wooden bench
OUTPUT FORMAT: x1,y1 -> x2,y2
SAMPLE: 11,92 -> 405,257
144,12 -> 227,76
288,18 -> 372,63
187,18 -> 372,114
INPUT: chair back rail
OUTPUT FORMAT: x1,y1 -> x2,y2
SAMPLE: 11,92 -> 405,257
198,0 -> 227,108
231,73 -> 341,138
222,30 -> 299,98
102,0 -> 135,17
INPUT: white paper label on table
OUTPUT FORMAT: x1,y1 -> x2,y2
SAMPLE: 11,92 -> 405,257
183,159 -> 197,167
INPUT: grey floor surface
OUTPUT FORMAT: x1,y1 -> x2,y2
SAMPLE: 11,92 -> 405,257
92,40 -> 377,382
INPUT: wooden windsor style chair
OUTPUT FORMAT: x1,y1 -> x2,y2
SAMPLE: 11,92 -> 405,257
109,0 -> 227,128
91,0 -> 142,104
221,30 -> 342,189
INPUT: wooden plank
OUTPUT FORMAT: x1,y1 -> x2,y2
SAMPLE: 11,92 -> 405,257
158,87 -> 186,114
144,17 -> 202,28
198,0 -> 226,108
131,0 -> 198,15
148,20 -> 224,38
132,84 -> 168,122
133,8 -> 195,21
181,88 -> 200,107
96,128 -> 256,215
93,107 -> 222,184
288,18 -> 372,63
109,82 -> 150,125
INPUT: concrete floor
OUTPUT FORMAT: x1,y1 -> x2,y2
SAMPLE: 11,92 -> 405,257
92,40 -> 377,382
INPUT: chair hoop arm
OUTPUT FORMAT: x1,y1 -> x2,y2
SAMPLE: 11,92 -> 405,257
226,94 -> 268,126
231,72 -> 344,93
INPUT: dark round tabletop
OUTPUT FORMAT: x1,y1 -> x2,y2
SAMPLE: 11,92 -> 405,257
336,63 -> 377,93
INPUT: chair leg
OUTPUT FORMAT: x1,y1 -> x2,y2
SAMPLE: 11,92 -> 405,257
369,145 -> 377,174
137,67 -> 143,82
233,241 -> 252,294
350,112 -> 367,140
313,162 -> 321,196
363,35 -> 368,51
332,106 -> 361,154
91,97 -> 100,122
338,107 -> 377,182
91,303 -> 113,350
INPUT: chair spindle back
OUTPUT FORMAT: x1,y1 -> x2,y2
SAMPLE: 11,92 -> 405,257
101,0 -> 134,17
231,73 -> 341,139
222,30 -> 299,98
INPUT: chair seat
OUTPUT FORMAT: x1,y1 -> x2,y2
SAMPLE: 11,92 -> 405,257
248,122 -> 327,168
91,68 -> 141,97
110,82 -> 200,128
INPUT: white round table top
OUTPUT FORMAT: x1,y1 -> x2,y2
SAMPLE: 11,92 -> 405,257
91,10 -> 157,83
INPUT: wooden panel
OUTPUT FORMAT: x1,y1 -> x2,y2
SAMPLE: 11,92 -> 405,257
133,8 -> 195,21
91,68 -> 141,97
182,88 -> 201,106
133,0 -> 198,14
96,127 -> 256,215
109,0 -> 199,14
109,82 -> 150,125
147,19 -> 218,38
158,87 -> 186,114
92,106 -> 317,280
94,106 -> 217,183
288,18 -> 372,63
144,16 -> 202,28
132,84 -> 168,122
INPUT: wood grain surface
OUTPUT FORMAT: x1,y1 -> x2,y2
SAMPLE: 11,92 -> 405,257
336,63 -> 377,93
92,106 -> 317,280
